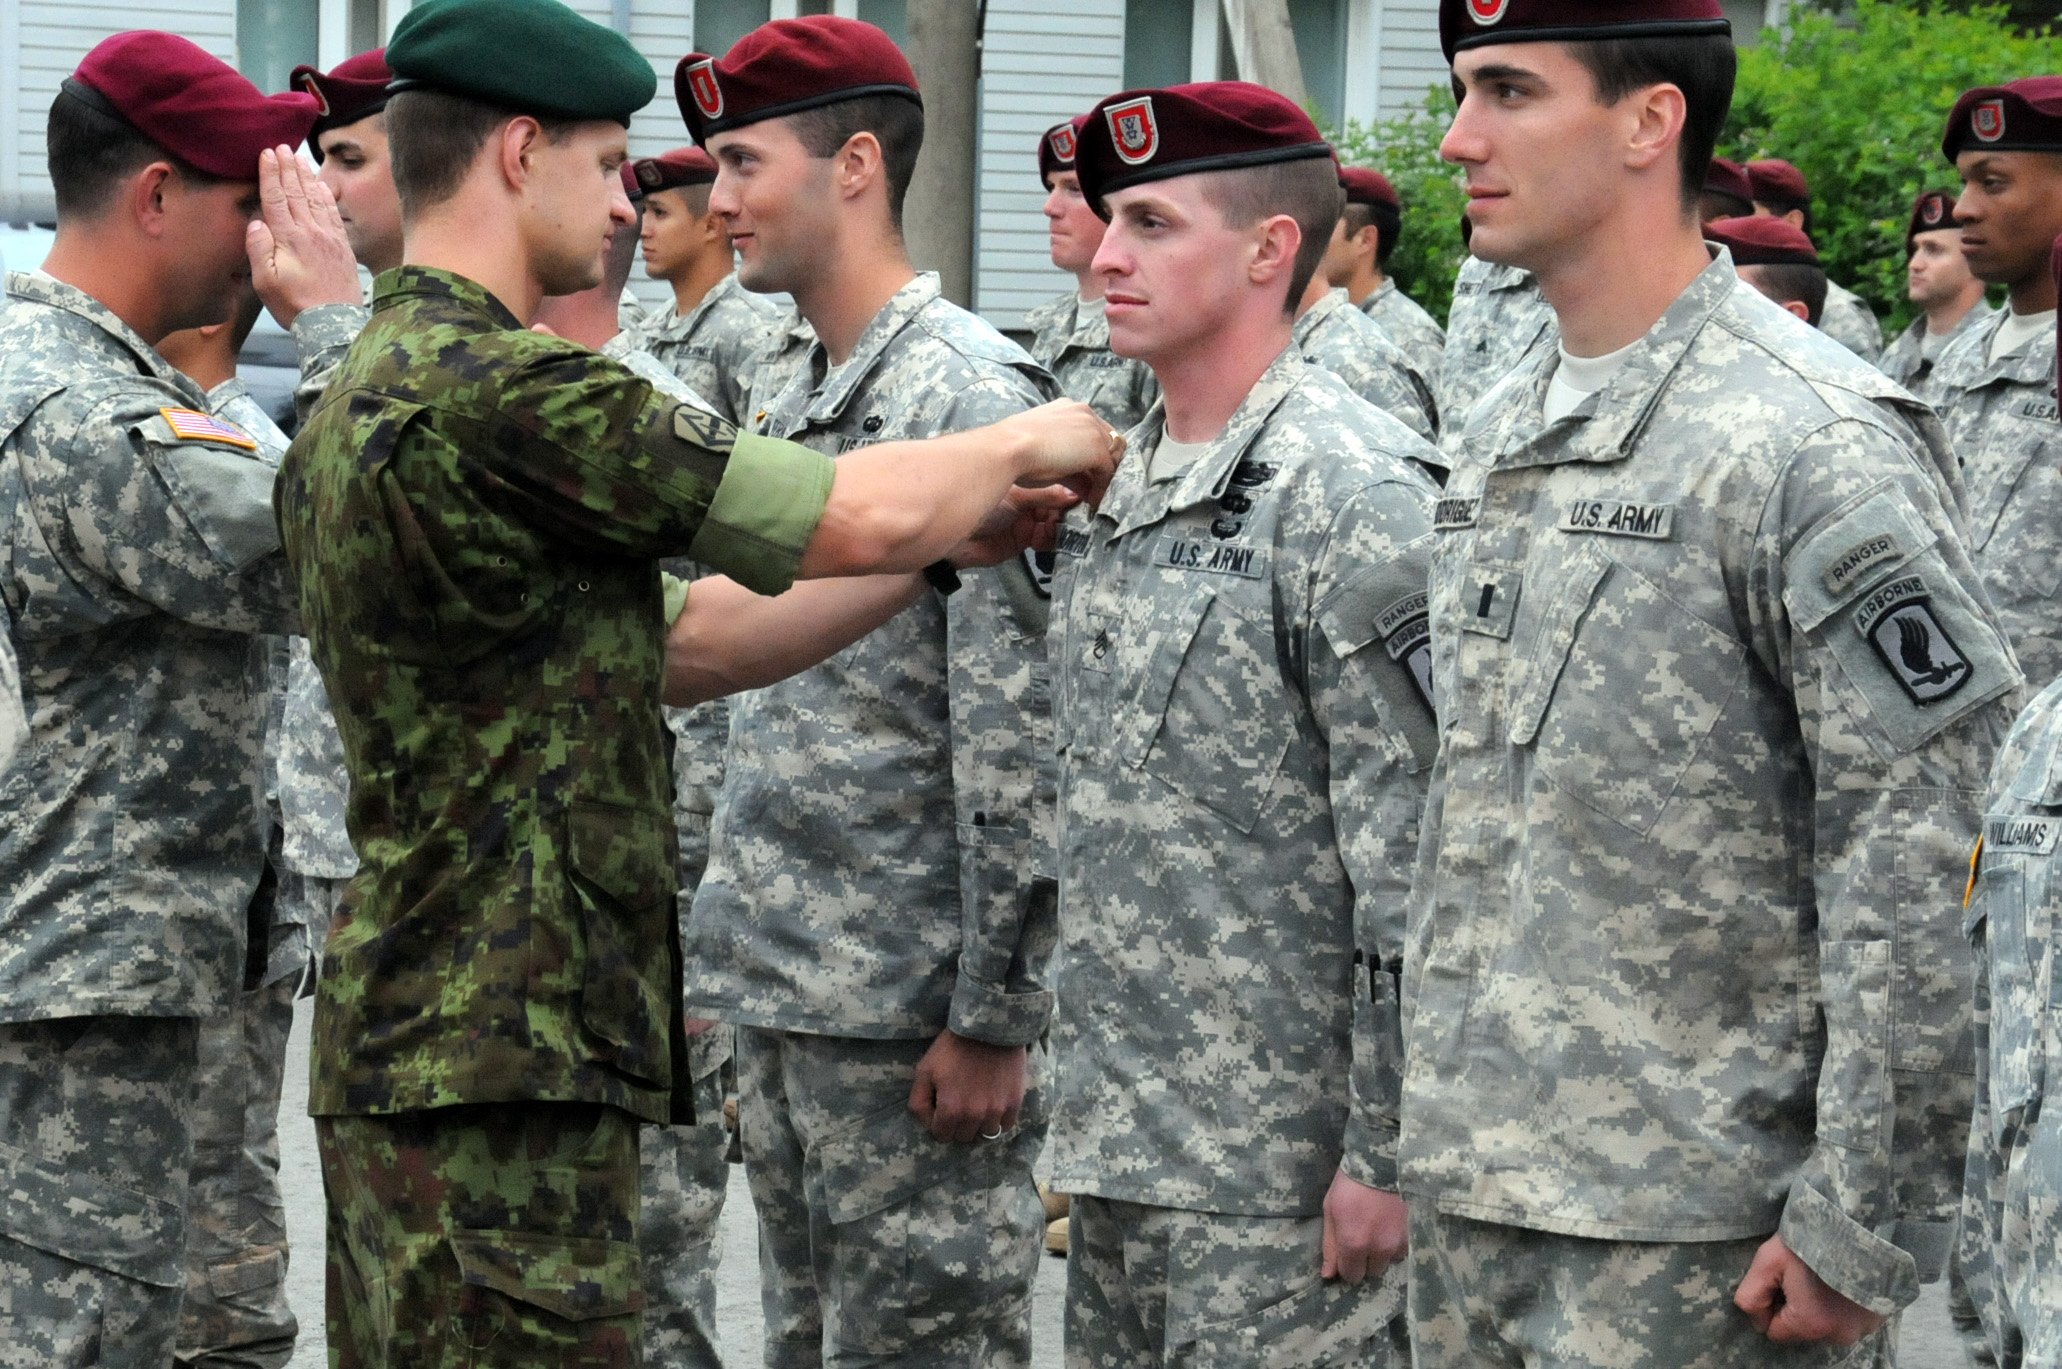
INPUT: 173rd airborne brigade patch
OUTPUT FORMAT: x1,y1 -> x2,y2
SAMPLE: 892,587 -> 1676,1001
1854,575 -> 1972,705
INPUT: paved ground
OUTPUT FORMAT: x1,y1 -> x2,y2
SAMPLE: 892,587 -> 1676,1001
275,997 -> 1963,1367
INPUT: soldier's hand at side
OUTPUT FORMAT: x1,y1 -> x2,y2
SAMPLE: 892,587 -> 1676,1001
908,1030 -> 1028,1144
249,146 -> 362,330
997,400 -> 1122,507
1734,1234 -> 1888,1346
1320,1170 -> 1408,1284
948,485 -> 1081,568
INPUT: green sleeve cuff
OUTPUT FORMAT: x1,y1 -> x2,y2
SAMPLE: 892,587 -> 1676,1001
687,433 -> 833,598
661,573 -> 691,625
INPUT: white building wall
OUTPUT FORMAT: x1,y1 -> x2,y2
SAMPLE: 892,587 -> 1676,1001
1370,0 -> 1445,120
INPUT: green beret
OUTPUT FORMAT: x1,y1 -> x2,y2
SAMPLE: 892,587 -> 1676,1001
387,0 -> 656,126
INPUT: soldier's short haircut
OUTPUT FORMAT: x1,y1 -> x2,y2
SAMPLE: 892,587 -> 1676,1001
387,90 -> 577,219
46,84 -> 226,220
1740,261 -> 1828,328
1343,198 -> 1403,268
1760,194 -> 1813,237
1570,34 -> 1737,217
1199,157 -> 1344,318
656,183 -> 714,218
783,94 -> 925,236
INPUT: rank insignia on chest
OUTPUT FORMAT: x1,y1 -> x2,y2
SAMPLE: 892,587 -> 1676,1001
158,407 -> 256,450
1854,576 -> 1973,705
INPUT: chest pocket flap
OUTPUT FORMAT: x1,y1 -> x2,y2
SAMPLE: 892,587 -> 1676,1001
1316,536 -> 1439,772
1507,539 -> 1611,748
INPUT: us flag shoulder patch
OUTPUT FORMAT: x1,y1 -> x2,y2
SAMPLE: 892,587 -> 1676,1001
159,407 -> 256,450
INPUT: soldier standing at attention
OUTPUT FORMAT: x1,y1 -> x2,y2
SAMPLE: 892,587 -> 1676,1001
630,145 -> 787,427
1704,214 -> 1830,325
0,33 -> 317,1367
1051,81 -> 1438,1366
276,0 -> 1117,1362
1931,79 -> 2062,688
1435,250 -> 1556,437
1749,158 -> 1886,363
1407,1 -> 2018,1363
1291,214 -> 1440,446
677,17 -> 1065,1366
1024,115 -> 1162,435
1879,191 -> 1994,403
1328,166 -> 1449,381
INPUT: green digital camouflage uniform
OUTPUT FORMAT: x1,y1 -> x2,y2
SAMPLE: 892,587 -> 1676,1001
277,264 -> 834,1368
1931,309 -> 2062,688
1434,255 -> 1557,435
1961,676 -> 2062,1369
1404,254 -> 2015,1367
1360,277 -> 1447,399
1823,280 -> 1886,365
626,271 -> 788,428
1877,303 -> 1995,407
687,272 -> 1058,1369
1293,287 -> 1437,445
0,269 -> 302,1367
1023,290 -> 1160,434
1048,349 -> 1438,1366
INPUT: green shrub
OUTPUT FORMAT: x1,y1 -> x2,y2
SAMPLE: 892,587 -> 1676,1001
1329,85 -> 1468,326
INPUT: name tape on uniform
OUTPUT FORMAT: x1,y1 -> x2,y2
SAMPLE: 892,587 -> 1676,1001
1433,497 -> 1479,531
1986,814 -> 2061,856
1556,499 -> 1674,540
1155,535 -> 1268,579
1056,526 -> 1093,558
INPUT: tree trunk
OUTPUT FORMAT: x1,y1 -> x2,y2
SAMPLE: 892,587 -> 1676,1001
901,0 -> 980,308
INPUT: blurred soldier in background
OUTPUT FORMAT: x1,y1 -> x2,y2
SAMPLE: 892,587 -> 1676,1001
1749,157 -> 1886,363
1329,165 -> 1447,383
1880,190 -> 1995,403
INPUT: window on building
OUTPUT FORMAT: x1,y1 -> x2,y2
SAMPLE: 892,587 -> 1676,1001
1125,0 -> 1192,89
1720,0 -> 1767,42
697,0 -> 771,56
348,0 -> 384,57
239,0 -> 320,92
856,0 -> 908,48
1289,0 -> 1347,129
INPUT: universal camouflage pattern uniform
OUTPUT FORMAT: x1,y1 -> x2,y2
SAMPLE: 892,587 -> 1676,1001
1023,290 -> 1160,434
686,272 -> 1058,1369
627,271 -> 789,428
1293,287 -> 1438,445
0,270 -> 302,1367
1877,302 -> 1996,407
1962,675 -> 2062,1369
1361,277 -> 1448,397
0,594 -> 22,771
1048,348 -> 1438,1366
1434,255 -> 1558,435
278,264 -> 834,1368
1403,254 -> 2015,1367
1823,280 -> 1886,364
1930,309 -> 2062,688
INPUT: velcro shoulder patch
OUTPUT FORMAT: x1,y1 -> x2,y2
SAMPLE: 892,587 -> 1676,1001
158,407 -> 256,451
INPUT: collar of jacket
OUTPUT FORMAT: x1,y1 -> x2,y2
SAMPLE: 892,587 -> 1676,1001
799,270 -> 941,428
650,270 -> 747,343
1099,344 -> 1305,541
1936,303 -> 2054,394
5,269 -> 201,395
370,264 -> 524,331
1292,286 -> 1350,347
1026,291 -> 1116,365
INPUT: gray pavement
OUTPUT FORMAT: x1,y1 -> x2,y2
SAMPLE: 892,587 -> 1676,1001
275,996 -> 1963,1367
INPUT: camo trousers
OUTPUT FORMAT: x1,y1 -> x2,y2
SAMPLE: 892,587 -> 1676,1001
0,1015 -> 198,1369
319,1102 -> 644,1369
639,1030 -> 733,1369
735,1027 -> 1048,1369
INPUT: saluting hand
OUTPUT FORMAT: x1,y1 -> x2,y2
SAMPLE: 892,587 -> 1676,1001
248,146 -> 362,330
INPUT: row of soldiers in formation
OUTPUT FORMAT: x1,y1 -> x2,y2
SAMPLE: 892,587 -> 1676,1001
2,0 -> 2062,1366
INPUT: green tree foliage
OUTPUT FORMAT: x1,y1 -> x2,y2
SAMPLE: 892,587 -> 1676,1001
1330,86 -> 1468,325
1723,0 -> 2062,332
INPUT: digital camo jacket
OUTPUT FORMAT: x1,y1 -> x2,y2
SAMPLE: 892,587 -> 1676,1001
1961,676 -> 2062,1368
1823,280 -> 1885,365
1933,309 -> 2062,689
626,271 -> 788,427
279,265 -> 834,1125
1436,256 -> 1558,438
1361,277 -> 1448,399
1023,290 -> 1160,435
687,272 -> 1062,1046
1878,303 -> 1996,407
1294,287 -> 1437,446
0,270 -> 300,1021
1403,254 -> 2017,1317
1048,349 -> 1440,1216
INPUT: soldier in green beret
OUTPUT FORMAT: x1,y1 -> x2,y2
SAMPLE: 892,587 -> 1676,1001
275,1 -> 1117,1364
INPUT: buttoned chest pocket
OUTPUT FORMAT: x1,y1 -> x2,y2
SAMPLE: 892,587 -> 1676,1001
1973,842 -> 2060,1139
1974,424 -> 2062,604
1513,540 -> 1746,835
1119,584 -> 1293,834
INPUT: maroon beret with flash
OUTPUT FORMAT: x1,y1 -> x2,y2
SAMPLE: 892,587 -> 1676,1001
1943,77 -> 2062,160
1707,215 -> 1819,267
1340,166 -> 1399,209
1039,116 -> 1090,187
69,31 -> 318,181
1075,82 -> 1332,217
1703,157 -> 1754,208
676,16 -> 919,144
633,145 -> 719,194
1907,190 -> 1959,251
290,48 -> 391,159
1442,0 -> 1729,62
1746,157 -> 1808,204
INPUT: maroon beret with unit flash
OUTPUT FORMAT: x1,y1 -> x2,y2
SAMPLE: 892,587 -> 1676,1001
1075,82 -> 1332,218
675,16 -> 920,144
1706,214 -> 1819,267
1943,77 -> 2062,160
290,48 -> 391,160
1441,0 -> 1729,62
1906,190 -> 1959,251
1339,166 -> 1399,209
68,31 -> 319,181
1703,157 -> 1754,207
1039,116 -> 1090,187
1746,157 -> 1808,204
633,145 -> 719,194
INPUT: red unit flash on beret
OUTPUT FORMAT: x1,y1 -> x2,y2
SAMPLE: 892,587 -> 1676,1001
1974,98 -> 2006,142
1048,124 -> 1077,164
1106,97 -> 1158,165
1923,196 -> 1946,225
685,59 -> 723,119
1469,0 -> 1512,24
296,70 -> 330,116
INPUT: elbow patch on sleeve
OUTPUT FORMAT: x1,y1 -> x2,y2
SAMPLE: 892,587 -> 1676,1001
642,401 -> 737,492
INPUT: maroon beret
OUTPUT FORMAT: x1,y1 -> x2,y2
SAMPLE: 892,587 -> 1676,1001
1039,116 -> 1090,187
1076,82 -> 1332,217
633,145 -> 719,194
1943,76 -> 2062,160
1442,0 -> 1729,62
1906,189 -> 1960,250
291,49 -> 391,160
1707,214 -> 1819,267
1340,166 -> 1399,209
676,16 -> 920,144
69,32 -> 318,181
1703,156 -> 1753,207
620,161 -> 641,199
1746,157 -> 1808,204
